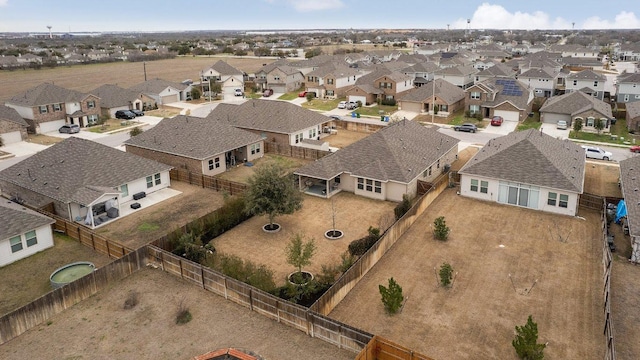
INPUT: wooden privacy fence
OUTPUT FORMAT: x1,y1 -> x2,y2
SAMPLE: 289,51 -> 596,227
264,142 -> 330,160
170,168 -> 247,195
355,336 -> 435,360
146,245 -> 373,353
580,193 -> 605,210
0,247 -> 146,345
311,174 -> 450,316
601,201 -> 616,360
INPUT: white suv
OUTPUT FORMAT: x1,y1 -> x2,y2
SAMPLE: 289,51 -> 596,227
234,88 -> 243,97
581,145 -> 612,161
337,101 -> 347,109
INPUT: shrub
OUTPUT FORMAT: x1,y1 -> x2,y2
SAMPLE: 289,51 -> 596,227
191,88 -> 201,100
512,315 -> 546,360
381,98 -> 396,106
379,277 -> 403,314
348,226 -> 381,256
215,253 -> 276,292
339,251 -> 356,272
171,232 -> 208,263
175,298 -> 192,325
123,290 -> 139,310
434,104 -> 439,115
394,194 -> 412,220
356,100 -> 362,108
129,126 -> 143,137
573,118 -> 582,132
439,263 -> 453,287
433,216 -> 450,241
306,92 -> 314,101
474,112 -> 483,121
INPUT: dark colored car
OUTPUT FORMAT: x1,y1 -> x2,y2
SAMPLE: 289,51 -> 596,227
453,123 -> 478,133
130,109 -> 144,117
59,124 -> 80,134
490,116 -> 503,126
115,110 -> 136,119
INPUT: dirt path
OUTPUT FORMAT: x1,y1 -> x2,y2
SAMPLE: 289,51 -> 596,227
0,268 -> 354,360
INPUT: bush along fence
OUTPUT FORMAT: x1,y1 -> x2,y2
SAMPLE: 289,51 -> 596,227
311,173 -> 450,316
170,168 -> 247,195
146,245 -> 373,353
0,247 -> 146,345
601,200 -> 616,360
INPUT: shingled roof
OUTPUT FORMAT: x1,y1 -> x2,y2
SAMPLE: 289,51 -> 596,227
0,137 -> 172,206
627,101 -> 640,120
125,115 -> 263,160
474,77 -> 532,110
90,84 -> 141,108
0,199 -> 54,241
7,83 -> 93,107
619,157 -> 640,238
397,79 -> 465,104
206,99 -> 329,134
459,129 -> 585,193
295,119 -> 459,183
518,67 -> 556,79
539,91 -> 613,118
0,105 -> 28,127
205,60 -> 243,76
567,69 -> 606,81
129,78 -> 188,95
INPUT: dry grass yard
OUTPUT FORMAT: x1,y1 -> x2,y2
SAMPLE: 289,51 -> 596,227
212,192 -> 396,285
215,154 -> 311,184
323,129 -> 372,149
329,190 -> 604,359
0,268 -> 354,360
584,162 -> 622,198
0,234 -> 111,316
0,56 -> 275,102
25,133 -> 64,146
612,260 -> 640,360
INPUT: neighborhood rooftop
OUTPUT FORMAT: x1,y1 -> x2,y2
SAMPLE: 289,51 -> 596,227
0,199 -> 55,241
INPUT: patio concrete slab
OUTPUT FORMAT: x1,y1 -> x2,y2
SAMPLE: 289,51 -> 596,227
119,187 -> 183,219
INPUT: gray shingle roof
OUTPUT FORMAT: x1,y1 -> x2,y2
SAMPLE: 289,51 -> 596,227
0,137 -> 172,206
207,60 -> 243,76
90,84 -> 141,109
307,63 -> 361,78
539,91 -> 613,118
459,129 -> 585,193
295,119 -> 459,183
617,72 -> 640,83
435,65 -> 478,76
476,63 -> 516,77
125,115 -> 263,160
473,78 -> 532,110
7,83 -> 92,107
0,199 -> 54,240
567,69 -> 606,81
206,99 -> 329,134
129,78 -> 188,95
627,101 -> 640,120
619,157 -> 640,237
518,67 -> 555,79
0,105 -> 28,127
397,79 -> 465,104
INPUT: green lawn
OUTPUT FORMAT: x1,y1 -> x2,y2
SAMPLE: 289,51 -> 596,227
302,97 -> 344,111
87,119 -> 139,133
278,91 -> 299,101
448,110 -> 485,128
570,119 -> 637,145
516,113 -> 542,131
354,104 -> 397,117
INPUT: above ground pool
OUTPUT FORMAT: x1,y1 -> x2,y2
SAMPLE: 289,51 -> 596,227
50,262 -> 96,289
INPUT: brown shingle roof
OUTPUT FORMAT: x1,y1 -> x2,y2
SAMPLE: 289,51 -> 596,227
0,105 -> 28,127
7,83 -> 92,107
435,65 -> 478,76
0,137 -> 172,206
207,60 -> 243,76
0,199 -> 54,240
397,79 -> 465,104
125,115 -> 262,160
129,78 -> 188,95
619,157 -> 640,237
459,129 -> 585,193
627,101 -> 640,120
539,91 -> 613,118
295,119 -> 459,183
90,84 -> 141,108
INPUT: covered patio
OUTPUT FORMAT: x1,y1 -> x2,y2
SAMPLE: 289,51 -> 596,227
297,175 -> 341,198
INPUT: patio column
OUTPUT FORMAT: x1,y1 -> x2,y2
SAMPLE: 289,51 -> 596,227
325,181 -> 329,197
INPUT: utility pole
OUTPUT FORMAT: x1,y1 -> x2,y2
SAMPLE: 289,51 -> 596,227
143,61 -> 147,81
431,79 -> 436,124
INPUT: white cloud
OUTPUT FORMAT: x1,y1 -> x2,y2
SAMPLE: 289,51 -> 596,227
452,3 -> 571,30
582,11 -> 640,29
290,0 -> 344,12
0,0 -> 8,7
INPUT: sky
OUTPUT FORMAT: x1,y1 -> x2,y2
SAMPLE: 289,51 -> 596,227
0,0 -> 639,33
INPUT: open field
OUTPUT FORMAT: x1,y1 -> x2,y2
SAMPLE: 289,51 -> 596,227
0,233 -> 112,316
0,268 -> 354,360
329,190 -> 604,359
212,191 -> 396,286
0,56 -> 276,102
96,181 -> 225,248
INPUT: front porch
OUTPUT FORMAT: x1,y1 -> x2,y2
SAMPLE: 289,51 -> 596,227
298,176 -> 341,198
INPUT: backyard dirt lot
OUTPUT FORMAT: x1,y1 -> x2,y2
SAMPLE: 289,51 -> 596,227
323,129 -> 372,149
0,268 -> 354,360
612,260 -> 640,360
215,154 -> 312,184
0,56 -> 275,102
212,192 -> 397,285
584,162 -> 622,198
96,181 -> 225,249
329,189 -> 604,359
0,234 -> 111,316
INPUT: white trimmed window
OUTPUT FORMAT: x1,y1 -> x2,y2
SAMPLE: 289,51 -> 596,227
327,78 -> 334,85
470,91 -> 481,99
251,144 -> 261,155
470,105 -> 480,114
54,103 -> 62,111
154,173 -> 161,185
25,230 -> 37,247
146,176 -> 153,188
470,179 -> 478,192
357,178 -> 382,193
10,235 -> 23,253
87,100 -> 96,109
559,194 -> 569,208
120,184 -> 129,197
548,192 -> 557,206
480,180 -> 488,194
39,105 -> 47,114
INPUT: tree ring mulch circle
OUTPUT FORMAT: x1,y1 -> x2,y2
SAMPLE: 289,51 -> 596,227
324,229 -> 344,240
288,271 -> 314,286
262,223 -> 281,233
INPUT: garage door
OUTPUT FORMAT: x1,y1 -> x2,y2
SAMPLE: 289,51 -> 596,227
493,110 -> 519,122
0,131 -> 23,145
39,119 -> 65,134
349,95 -> 367,105
270,85 -> 286,93
400,101 -> 423,113
160,94 -> 179,104
541,112 -> 570,125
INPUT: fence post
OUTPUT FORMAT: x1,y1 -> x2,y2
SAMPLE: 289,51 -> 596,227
201,266 -> 205,289
179,259 -> 184,279
106,240 -> 110,258
249,289 -> 253,311
224,277 -> 228,299
201,174 -> 205,188
306,311 -> 314,337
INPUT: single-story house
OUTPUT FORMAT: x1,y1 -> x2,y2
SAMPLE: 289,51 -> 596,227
0,105 -> 29,145
294,119 -> 459,202
539,91 -> 613,132
125,115 -> 264,176
207,99 -> 331,148
90,84 -> 149,118
459,129 -> 585,216
465,78 -> 534,121
397,79 -> 466,118
0,199 -> 55,267
129,78 -> 192,107
0,137 -> 173,229
626,101 -> 640,133
618,157 -> 640,263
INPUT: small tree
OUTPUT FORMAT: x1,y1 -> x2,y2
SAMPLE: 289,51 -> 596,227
394,194 -> 412,220
306,92 -> 314,102
433,216 -> 450,241
594,118 -> 605,134
512,315 -> 546,360
129,126 -> 143,137
191,88 -> 201,100
573,118 -> 582,132
244,163 -> 303,230
379,277 -> 403,314
439,262 -> 453,287
433,104 -> 439,115
285,233 -> 316,278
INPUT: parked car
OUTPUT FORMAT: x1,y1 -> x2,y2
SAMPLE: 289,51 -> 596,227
234,88 -> 243,97
115,110 -> 136,120
556,120 -> 568,130
630,145 -> 640,153
59,124 -> 80,134
453,123 -> 478,133
262,89 -> 273,97
582,145 -> 613,161
130,109 -> 144,117
298,91 -> 308,97
328,114 -> 341,120
347,101 -> 358,110
490,116 -> 503,126
337,101 -> 347,109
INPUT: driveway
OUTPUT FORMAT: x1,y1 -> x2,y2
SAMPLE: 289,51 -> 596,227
0,141 -> 49,157
481,120 -> 518,135
47,129 -> 107,140
392,110 -> 419,120
540,123 -> 569,139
